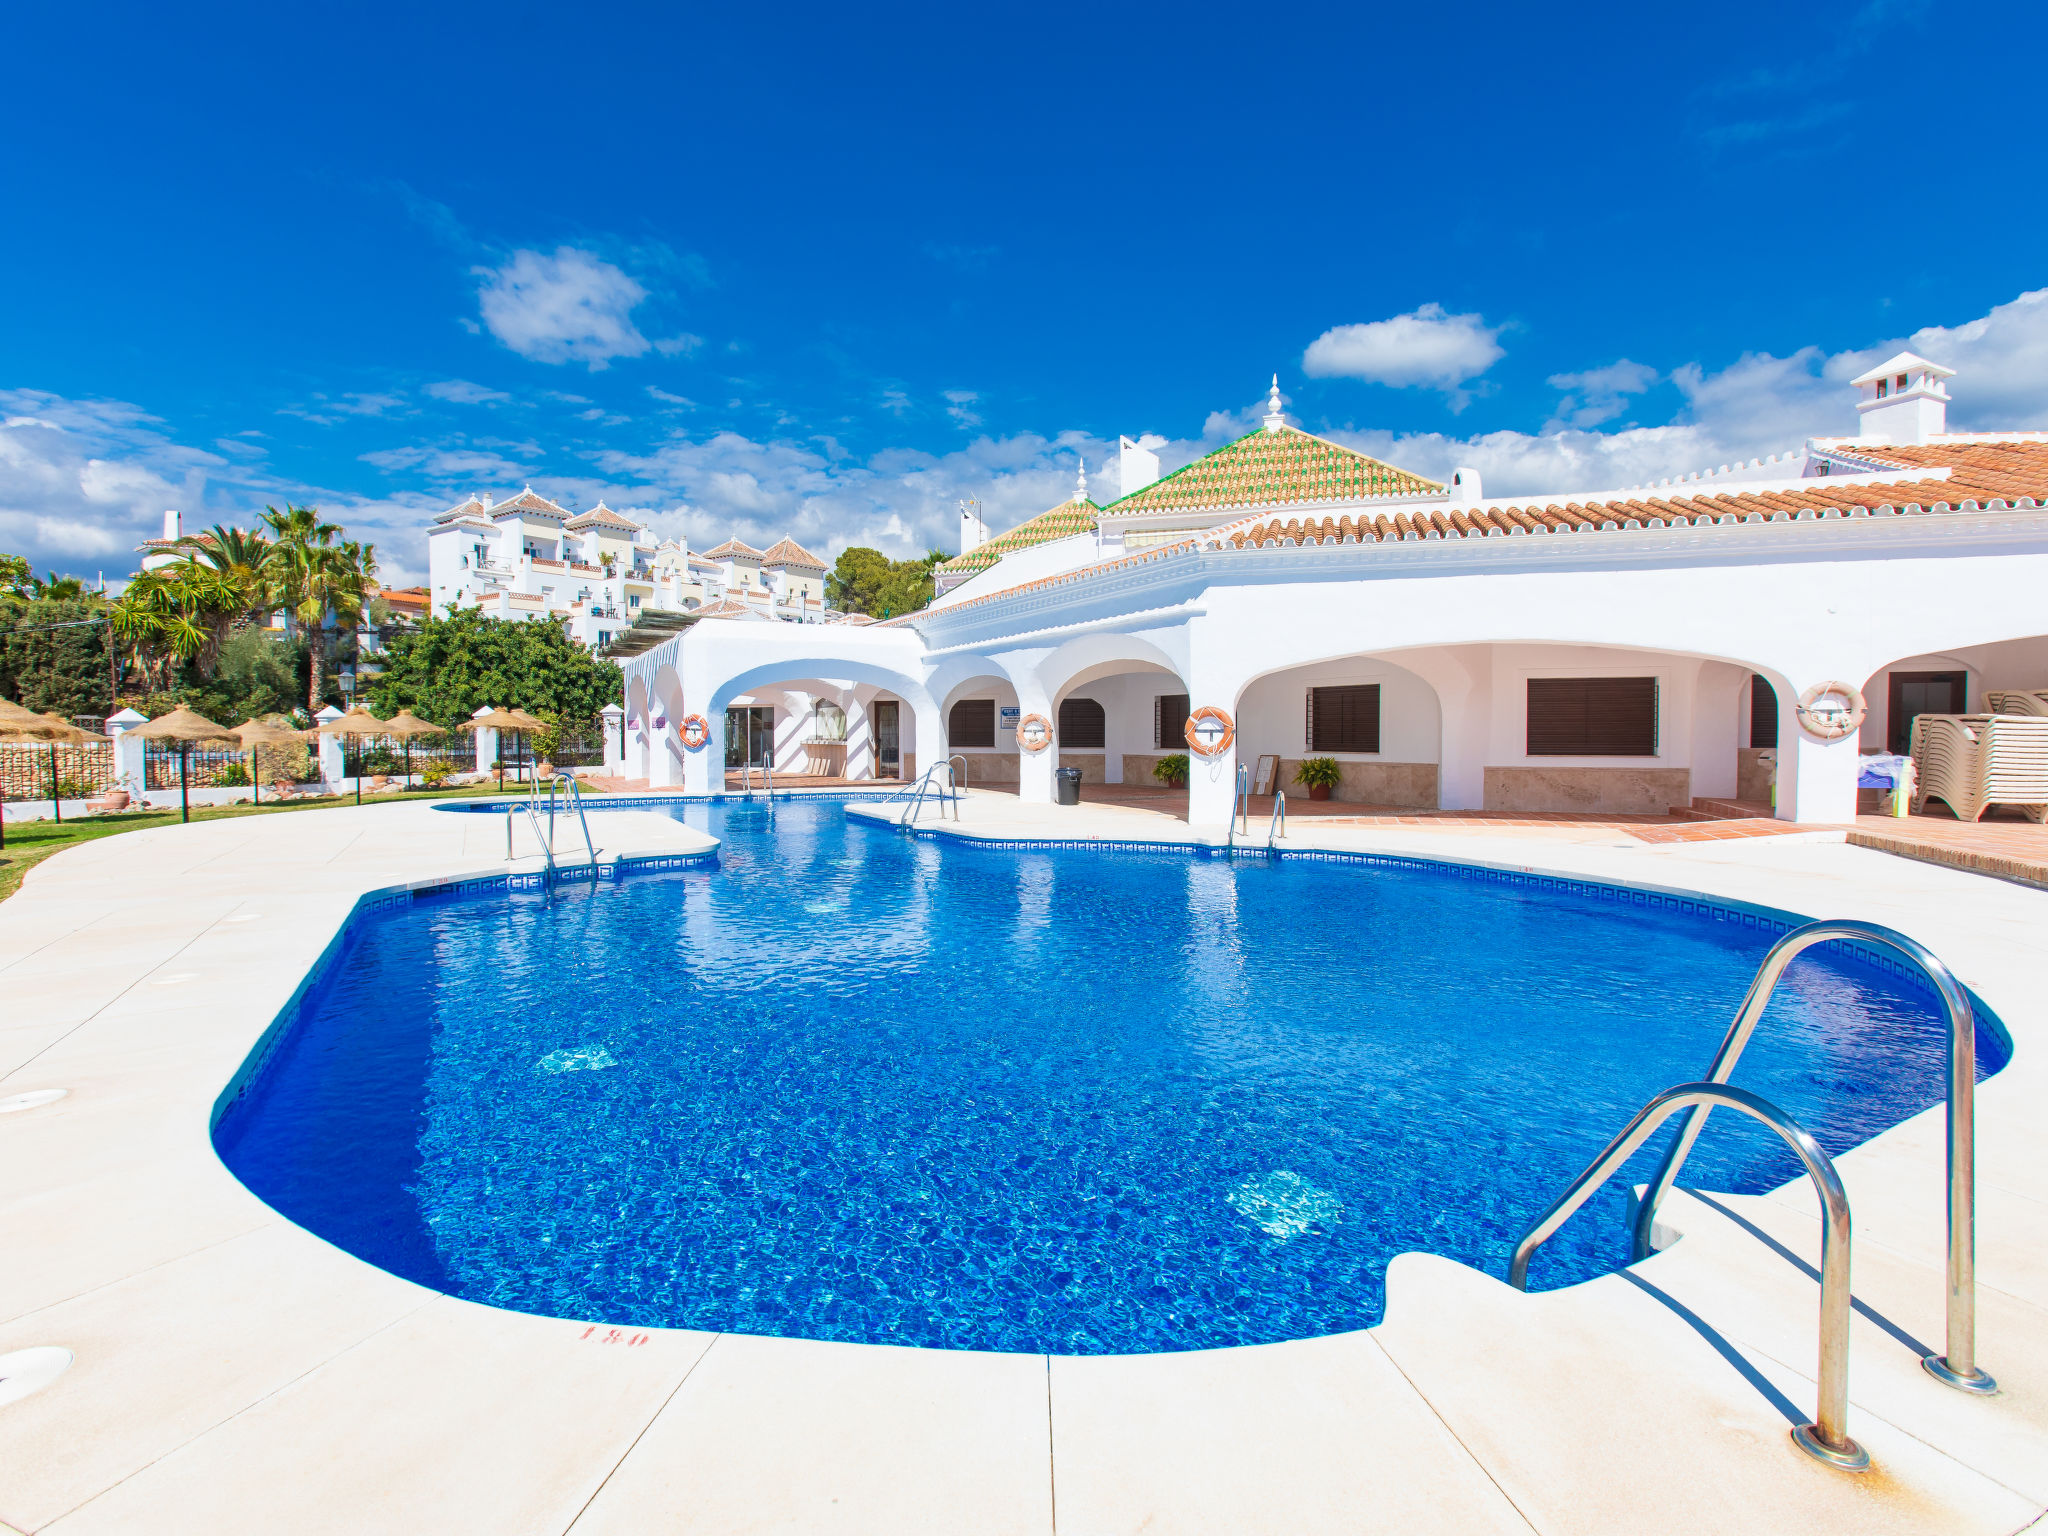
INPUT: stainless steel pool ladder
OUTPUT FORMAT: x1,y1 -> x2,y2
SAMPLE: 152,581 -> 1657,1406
507,800 -> 558,886
1267,790 -> 1286,847
899,758 -> 960,826
1225,762 -> 1251,849
1509,1082 -> 1869,1472
546,773 -> 599,871
1630,919 -> 1993,1394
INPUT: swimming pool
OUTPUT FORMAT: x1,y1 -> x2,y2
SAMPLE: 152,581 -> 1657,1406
214,796 -> 2007,1354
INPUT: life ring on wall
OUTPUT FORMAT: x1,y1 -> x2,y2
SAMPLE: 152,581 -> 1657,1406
1184,706 -> 1236,757
1795,681 -> 1867,741
1016,712 -> 1054,753
679,714 -> 712,751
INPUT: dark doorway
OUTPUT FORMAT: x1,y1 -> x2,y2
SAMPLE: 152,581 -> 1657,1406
872,699 -> 901,777
725,706 -> 774,767
1888,671 -> 1966,754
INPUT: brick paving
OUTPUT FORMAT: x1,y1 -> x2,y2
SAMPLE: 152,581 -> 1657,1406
1847,810 -> 2048,890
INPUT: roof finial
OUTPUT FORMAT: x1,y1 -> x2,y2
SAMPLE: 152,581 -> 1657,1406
1263,375 -> 1286,433
1075,456 -> 1088,503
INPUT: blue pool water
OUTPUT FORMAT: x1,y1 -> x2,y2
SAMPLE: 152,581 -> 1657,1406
214,797 -> 2007,1354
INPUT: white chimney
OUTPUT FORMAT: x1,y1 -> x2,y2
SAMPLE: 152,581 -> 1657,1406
1119,436 -> 1162,497
1852,351 -> 1953,444
1449,467 -> 1482,505
162,508 -> 181,542
957,500 -> 990,555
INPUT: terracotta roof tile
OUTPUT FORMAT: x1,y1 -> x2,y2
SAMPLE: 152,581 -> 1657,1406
1105,426 -> 1442,518
759,536 -> 829,571
937,499 -> 1100,577
704,536 -> 763,560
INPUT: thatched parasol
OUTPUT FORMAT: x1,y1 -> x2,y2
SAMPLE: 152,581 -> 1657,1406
460,706 -> 548,790
132,706 -> 236,824
377,709 -> 445,791
0,701 -> 94,840
231,717 -> 309,806
319,706 -> 387,805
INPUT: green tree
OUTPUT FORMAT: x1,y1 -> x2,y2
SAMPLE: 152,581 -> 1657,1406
369,607 -> 622,728
0,596 -> 114,717
826,546 -> 946,618
0,552 -> 31,597
178,628 -> 309,727
110,562 -> 247,689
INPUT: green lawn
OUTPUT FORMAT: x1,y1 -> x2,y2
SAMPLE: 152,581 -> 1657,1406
0,781 -> 515,903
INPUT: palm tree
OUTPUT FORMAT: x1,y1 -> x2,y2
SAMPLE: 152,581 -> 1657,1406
179,524 -> 276,612
261,504 -> 351,711
110,564 -> 247,688
280,535 -> 378,713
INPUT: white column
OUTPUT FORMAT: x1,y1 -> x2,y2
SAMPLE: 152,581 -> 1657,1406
1399,646 -> 1489,811
680,710 -> 721,793
1182,624 -> 1252,829
105,707 -> 147,798
315,705 -> 347,786
909,695 -> 942,787
844,691 -> 874,780
1777,691 -> 1860,824
469,705 -> 498,778
600,703 -> 625,775
1015,683 -> 1055,804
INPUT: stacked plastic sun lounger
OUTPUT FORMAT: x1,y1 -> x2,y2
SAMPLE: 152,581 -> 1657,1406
1984,689 -> 2048,718
1910,713 -> 2048,822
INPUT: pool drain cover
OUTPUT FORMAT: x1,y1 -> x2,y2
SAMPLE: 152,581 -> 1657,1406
0,1347 -> 74,1408
0,1089 -> 68,1114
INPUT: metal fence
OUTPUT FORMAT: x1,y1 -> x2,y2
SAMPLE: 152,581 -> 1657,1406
1,743 -> 114,800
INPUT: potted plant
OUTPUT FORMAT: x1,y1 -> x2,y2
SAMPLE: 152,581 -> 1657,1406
1153,752 -> 1189,788
1294,756 -> 1342,801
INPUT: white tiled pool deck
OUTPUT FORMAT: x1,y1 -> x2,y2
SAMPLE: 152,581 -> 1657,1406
3,792 -> 2046,1534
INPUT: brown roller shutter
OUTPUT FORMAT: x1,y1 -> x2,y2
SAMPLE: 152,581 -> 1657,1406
1058,697 -> 1106,748
949,698 -> 995,749
1749,675 -> 1778,749
1527,677 -> 1658,756
1306,685 -> 1381,753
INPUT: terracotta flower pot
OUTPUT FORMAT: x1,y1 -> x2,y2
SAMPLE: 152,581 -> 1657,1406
1308,783 -> 1332,801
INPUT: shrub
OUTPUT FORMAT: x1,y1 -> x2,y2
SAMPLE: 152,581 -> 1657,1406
1153,753 -> 1190,786
420,761 -> 452,789
211,762 -> 252,786
54,775 -> 99,799
1293,756 -> 1342,790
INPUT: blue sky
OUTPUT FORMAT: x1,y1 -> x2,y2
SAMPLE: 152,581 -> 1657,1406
4,0 -> 2046,586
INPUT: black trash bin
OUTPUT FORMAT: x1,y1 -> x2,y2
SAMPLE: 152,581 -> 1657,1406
1053,766 -> 1082,806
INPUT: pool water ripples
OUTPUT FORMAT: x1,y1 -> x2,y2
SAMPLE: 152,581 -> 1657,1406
214,797 -> 2006,1354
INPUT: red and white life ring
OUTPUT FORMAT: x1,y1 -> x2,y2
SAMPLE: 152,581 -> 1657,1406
1184,706 -> 1236,757
1016,712 -> 1054,753
679,714 -> 712,751
1795,682 -> 1866,741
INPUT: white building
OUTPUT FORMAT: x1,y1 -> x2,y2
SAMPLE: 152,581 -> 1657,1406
620,359 -> 2048,824
426,489 -> 837,650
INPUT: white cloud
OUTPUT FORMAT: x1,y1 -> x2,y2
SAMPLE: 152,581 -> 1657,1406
944,389 -> 982,429
1545,359 -> 1660,428
425,379 -> 513,405
474,247 -> 653,370
0,390 -> 437,584
653,333 -> 704,357
1302,303 -> 1506,409
646,386 -> 696,409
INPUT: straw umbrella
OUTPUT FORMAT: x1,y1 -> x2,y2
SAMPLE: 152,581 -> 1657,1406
462,706 -> 546,791
131,706 -> 236,824
0,699 -> 85,844
377,709 -> 445,791
318,705 -> 386,807
230,717 -> 309,806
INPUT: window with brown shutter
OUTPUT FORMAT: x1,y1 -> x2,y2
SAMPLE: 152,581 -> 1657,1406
1526,677 -> 1658,756
1749,675 -> 1778,749
949,698 -> 995,749
1306,685 -> 1380,753
1058,696 -> 1106,748
1154,693 -> 1190,750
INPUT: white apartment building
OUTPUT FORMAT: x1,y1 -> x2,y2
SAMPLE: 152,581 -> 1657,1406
424,489 -> 837,649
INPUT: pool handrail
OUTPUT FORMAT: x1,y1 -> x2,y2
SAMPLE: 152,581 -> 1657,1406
1509,1081 -> 1868,1473
1629,918 -> 1993,1393
1267,789 -> 1286,847
547,773 -> 599,870
899,758 -> 959,826
1226,762 -> 1250,849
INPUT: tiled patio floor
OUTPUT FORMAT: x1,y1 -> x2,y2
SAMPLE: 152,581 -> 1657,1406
1849,810 -> 2048,889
